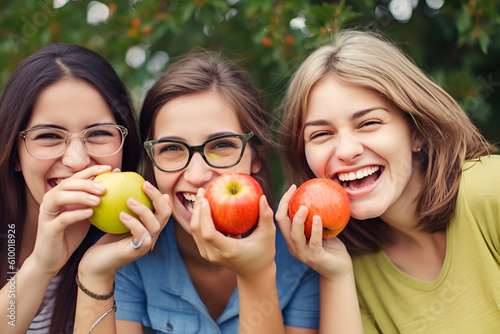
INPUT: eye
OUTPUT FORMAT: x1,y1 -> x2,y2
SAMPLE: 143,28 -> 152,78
87,129 -> 113,138
213,141 -> 237,149
308,131 -> 333,141
207,138 -> 240,151
162,144 -> 180,152
30,129 -> 66,141
359,120 -> 381,129
157,143 -> 186,154
35,132 -> 64,140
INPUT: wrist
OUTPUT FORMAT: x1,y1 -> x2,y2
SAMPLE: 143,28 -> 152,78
76,267 -> 116,299
320,267 -> 355,286
23,255 -> 59,281
236,260 -> 277,285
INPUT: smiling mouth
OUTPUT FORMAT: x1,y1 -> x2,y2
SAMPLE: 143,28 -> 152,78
337,166 -> 381,190
179,192 -> 196,213
48,178 -> 65,188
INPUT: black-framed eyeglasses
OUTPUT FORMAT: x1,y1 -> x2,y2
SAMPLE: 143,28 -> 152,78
144,132 -> 254,172
19,124 -> 128,159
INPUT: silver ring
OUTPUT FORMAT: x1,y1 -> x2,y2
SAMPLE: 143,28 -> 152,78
42,204 -> 60,215
149,232 -> 157,238
130,239 -> 142,249
130,231 -> 147,249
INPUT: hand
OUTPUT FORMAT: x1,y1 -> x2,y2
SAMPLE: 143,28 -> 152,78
275,185 -> 353,279
190,188 -> 277,280
78,178 -> 171,281
33,165 -> 112,277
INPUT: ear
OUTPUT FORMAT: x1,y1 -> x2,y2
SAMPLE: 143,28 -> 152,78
412,135 -> 423,153
251,158 -> 262,175
14,157 -> 21,172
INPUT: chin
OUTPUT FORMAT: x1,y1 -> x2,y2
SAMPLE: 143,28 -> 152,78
350,207 -> 383,221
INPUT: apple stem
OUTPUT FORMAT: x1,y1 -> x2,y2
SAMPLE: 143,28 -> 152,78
231,186 -> 237,194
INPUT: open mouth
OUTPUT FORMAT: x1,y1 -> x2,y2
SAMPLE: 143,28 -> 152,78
337,166 -> 381,191
178,192 -> 196,213
48,178 -> 64,188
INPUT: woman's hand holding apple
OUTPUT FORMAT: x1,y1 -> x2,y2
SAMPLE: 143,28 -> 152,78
190,187 -> 277,280
78,172 -> 171,285
33,165 -> 112,277
275,184 -> 353,280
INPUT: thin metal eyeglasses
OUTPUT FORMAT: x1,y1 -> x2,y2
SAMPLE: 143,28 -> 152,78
144,132 -> 254,172
19,124 -> 128,159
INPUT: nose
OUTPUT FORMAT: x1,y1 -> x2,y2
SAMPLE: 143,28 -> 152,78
61,138 -> 91,170
335,132 -> 363,163
183,152 -> 215,187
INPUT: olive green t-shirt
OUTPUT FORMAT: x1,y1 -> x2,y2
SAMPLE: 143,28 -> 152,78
353,155 -> 500,333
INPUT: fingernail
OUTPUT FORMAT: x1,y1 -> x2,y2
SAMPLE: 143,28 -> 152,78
94,183 -> 106,191
297,205 -> 308,216
128,197 -> 139,206
88,195 -> 100,205
120,212 -> 131,221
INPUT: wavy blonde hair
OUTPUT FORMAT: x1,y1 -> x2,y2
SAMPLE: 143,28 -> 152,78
279,29 -> 496,254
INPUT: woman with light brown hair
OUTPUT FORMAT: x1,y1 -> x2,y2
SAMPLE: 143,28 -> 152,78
276,29 -> 499,333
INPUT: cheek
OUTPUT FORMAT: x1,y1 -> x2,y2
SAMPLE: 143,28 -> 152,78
153,168 -> 177,195
304,145 -> 329,177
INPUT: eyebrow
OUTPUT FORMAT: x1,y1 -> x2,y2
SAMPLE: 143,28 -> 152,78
157,131 -> 239,142
28,122 -> 117,131
304,106 -> 388,128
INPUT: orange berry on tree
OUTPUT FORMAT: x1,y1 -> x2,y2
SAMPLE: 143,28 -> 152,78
284,34 -> 295,45
142,26 -> 153,35
131,18 -> 141,28
261,36 -> 271,48
108,3 -> 117,13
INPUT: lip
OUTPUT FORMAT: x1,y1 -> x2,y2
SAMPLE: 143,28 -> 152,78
333,165 -> 384,198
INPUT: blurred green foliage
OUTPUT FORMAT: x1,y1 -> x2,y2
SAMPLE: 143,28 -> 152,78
1,0 -> 499,197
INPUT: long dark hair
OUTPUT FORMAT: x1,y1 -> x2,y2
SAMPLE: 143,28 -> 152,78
139,50 -> 274,202
0,43 -> 140,333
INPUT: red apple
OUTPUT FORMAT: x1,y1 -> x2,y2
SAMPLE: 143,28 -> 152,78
204,173 -> 263,235
289,178 -> 350,239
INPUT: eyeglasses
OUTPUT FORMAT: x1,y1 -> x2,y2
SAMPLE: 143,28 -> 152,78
144,132 -> 254,172
19,124 -> 128,159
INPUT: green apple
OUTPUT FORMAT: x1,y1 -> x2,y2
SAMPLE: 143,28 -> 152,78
89,171 -> 153,234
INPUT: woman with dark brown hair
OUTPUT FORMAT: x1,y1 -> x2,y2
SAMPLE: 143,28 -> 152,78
276,29 -> 499,333
0,44 -> 170,333
75,50 -> 320,334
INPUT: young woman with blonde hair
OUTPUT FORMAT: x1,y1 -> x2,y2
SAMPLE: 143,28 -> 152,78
276,29 -> 499,333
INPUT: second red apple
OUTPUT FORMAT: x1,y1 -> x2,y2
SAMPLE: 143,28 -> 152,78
289,178 -> 350,239
204,173 -> 263,235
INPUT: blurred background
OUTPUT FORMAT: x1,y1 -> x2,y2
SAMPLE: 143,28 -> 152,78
1,0 -> 499,197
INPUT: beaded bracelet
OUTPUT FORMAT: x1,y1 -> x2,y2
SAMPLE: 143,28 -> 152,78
75,274 -> 115,300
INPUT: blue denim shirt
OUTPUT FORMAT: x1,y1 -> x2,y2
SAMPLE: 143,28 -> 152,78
115,218 -> 320,333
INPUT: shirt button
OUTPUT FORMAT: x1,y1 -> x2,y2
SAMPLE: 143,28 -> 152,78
167,322 -> 174,331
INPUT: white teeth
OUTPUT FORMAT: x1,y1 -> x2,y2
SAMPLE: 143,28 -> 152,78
183,193 -> 196,213
338,166 -> 379,182
183,193 -> 196,202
